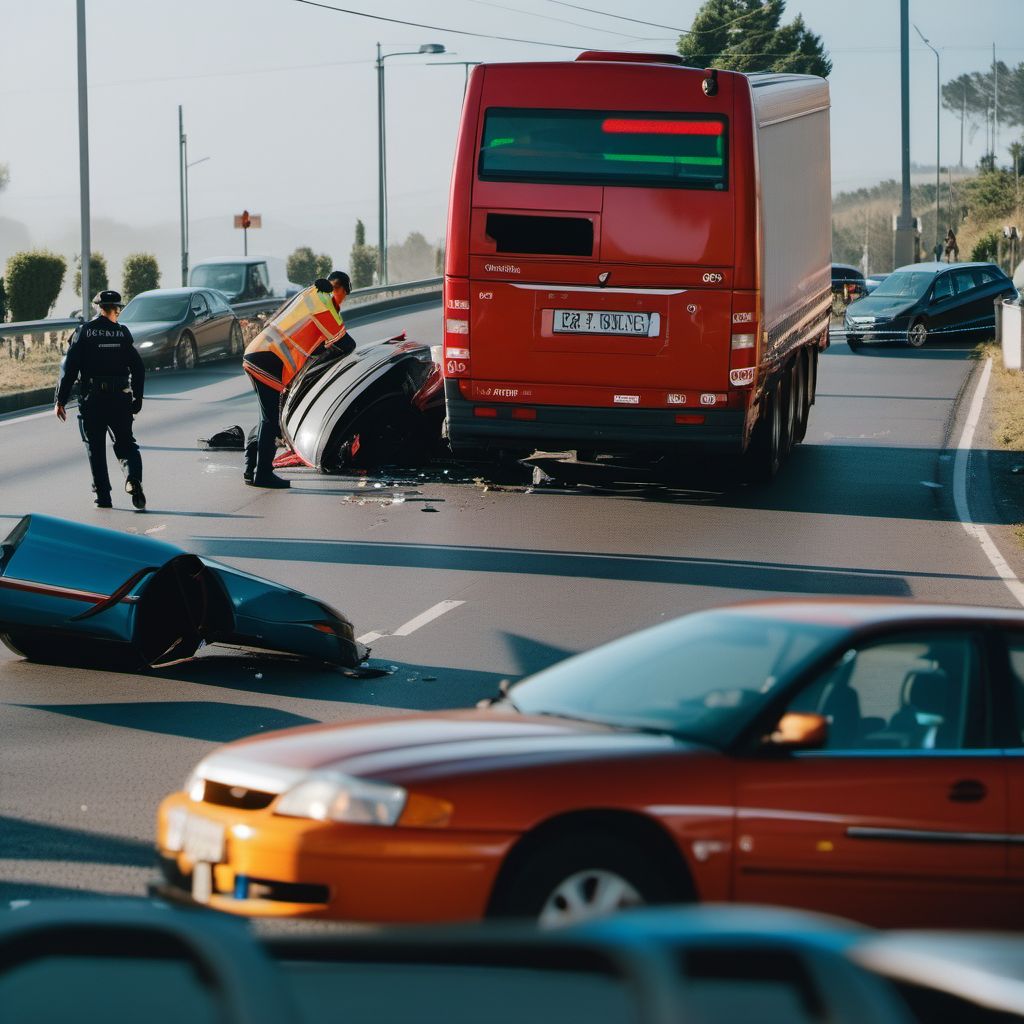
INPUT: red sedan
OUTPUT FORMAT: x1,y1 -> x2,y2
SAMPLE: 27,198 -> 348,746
157,600 -> 1024,927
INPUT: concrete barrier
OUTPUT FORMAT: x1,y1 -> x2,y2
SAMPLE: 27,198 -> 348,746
1000,299 -> 1024,370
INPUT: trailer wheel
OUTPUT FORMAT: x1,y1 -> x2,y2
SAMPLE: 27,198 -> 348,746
793,351 -> 810,445
742,379 -> 785,484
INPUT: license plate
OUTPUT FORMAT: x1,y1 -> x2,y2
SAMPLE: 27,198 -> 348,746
553,309 -> 657,336
166,809 -> 226,863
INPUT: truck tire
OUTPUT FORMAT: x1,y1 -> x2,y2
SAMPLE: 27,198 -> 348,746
742,379 -> 785,484
793,351 -> 810,445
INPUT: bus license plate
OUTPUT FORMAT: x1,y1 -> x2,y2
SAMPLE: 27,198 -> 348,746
553,310 -> 655,336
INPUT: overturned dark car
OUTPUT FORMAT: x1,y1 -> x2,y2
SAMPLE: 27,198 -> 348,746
0,515 -> 366,671
280,332 -> 445,472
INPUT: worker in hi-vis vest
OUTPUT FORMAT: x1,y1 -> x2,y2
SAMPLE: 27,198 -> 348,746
242,271 -> 353,488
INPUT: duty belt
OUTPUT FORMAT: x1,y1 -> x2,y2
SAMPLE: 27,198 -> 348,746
84,375 -> 130,394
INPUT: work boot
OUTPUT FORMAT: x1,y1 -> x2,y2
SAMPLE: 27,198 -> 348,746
126,477 -> 147,511
247,473 -> 291,489
94,493 -> 112,509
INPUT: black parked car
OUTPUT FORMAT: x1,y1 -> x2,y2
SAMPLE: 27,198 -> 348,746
844,261 -> 1017,351
120,287 -> 244,369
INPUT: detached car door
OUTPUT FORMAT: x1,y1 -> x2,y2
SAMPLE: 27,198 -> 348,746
732,628 -> 1010,928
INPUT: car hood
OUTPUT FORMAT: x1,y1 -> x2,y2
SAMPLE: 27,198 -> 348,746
127,321 -> 181,341
845,295 -> 915,320
193,710 -> 684,793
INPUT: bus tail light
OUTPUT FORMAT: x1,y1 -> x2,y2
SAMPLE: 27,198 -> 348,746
444,278 -> 470,378
729,328 -> 758,387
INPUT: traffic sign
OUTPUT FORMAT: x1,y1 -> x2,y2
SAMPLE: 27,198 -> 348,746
234,210 -> 262,229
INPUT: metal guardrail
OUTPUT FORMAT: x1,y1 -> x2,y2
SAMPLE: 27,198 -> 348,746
0,277 -> 443,342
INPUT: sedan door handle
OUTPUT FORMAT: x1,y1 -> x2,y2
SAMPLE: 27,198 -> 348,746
948,779 -> 987,803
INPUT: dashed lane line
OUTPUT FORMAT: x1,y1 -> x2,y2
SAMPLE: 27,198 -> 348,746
357,600 -> 465,645
953,357 -> 1024,608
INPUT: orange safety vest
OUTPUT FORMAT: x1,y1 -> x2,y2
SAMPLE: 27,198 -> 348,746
243,286 -> 346,392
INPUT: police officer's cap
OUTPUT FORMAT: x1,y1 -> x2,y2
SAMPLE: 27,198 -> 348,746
94,289 -> 124,308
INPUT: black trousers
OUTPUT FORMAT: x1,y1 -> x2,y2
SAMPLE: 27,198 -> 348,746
77,393 -> 142,496
245,376 -> 282,481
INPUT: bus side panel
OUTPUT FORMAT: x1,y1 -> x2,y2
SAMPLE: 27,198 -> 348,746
756,106 -> 832,373
444,67 -> 485,279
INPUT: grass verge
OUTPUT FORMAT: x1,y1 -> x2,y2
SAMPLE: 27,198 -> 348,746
0,349 -> 63,396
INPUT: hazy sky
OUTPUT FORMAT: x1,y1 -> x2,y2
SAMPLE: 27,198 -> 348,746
1,0 -> 1021,303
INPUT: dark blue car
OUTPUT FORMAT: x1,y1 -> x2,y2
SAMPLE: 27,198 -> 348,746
843,261 -> 1016,351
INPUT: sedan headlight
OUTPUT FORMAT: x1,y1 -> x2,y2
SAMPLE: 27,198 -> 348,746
275,771 -> 407,825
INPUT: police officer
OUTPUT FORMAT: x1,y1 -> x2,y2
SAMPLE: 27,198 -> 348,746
55,289 -> 146,510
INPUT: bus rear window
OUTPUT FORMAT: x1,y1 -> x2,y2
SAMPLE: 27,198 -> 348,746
479,108 -> 728,190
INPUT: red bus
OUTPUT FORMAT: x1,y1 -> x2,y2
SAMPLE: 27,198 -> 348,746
442,52 -> 831,479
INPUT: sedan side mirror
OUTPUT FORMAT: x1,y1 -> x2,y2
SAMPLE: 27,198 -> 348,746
765,712 -> 828,751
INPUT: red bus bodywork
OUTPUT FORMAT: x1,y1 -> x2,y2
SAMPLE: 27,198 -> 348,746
442,53 -> 831,471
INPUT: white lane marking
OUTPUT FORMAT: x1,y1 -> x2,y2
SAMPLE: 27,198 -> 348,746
953,357 -> 1024,608
357,600 -> 465,645
393,600 -> 465,636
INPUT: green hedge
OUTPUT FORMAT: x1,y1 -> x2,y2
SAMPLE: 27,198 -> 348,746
5,250 -> 66,321
122,253 -> 160,301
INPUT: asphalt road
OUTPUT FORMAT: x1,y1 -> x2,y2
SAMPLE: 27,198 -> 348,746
0,301 -> 1020,906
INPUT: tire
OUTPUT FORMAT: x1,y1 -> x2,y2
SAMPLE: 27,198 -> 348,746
229,320 -> 244,357
792,350 -> 810,445
174,332 -> 198,370
780,361 -> 797,458
742,378 -> 785,484
490,830 -> 677,927
907,318 -> 928,348
846,334 -> 863,352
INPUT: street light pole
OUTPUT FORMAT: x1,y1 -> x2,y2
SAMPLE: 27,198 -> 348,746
915,25 -> 941,260
895,0 -> 915,266
77,0 -> 91,317
179,106 -> 187,286
376,42 -> 445,286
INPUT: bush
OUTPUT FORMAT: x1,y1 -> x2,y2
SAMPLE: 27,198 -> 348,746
971,230 -> 1001,263
287,246 -> 332,286
73,252 -> 109,298
961,171 -> 1016,221
349,219 -> 377,288
122,253 -> 160,301
5,250 -> 66,321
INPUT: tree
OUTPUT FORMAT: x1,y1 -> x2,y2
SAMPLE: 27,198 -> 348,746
0,277 -> 7,323
388,231 -> 435,283
349,218 -> 378,289
287,246 -> 332,285
73,252 -> 109,298
122,253 -> 161,301
5,250 -> 66,321
942,61 -> 1024,139
0,163 -> 9,193
678,0 -> 831,77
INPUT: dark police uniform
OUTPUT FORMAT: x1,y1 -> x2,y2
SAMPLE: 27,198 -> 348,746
55,299 -> 145,506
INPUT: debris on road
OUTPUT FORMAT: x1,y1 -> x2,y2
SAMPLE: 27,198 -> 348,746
0,514 -> 367,671
198,425 -> 245,451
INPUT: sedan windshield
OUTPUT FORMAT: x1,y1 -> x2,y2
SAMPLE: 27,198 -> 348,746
510,611 -> 844,746
120,295 -> 189,323
871,271 -> 933,301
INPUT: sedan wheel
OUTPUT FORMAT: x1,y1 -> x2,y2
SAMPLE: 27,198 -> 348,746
538,869 -> 644,928
229,321 -> 243,357
174,333 -> 197,370
907,319 -> 928,348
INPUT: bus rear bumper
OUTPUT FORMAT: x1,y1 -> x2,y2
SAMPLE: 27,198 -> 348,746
444,381 -> 746,453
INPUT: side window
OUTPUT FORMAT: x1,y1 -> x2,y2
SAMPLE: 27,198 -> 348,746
248,264 -> 270,297
931,275 -> 953,301
787,632 -> 987,752
975,268 -> 998,286
206,290 -> 231,314
190,293 -> 209,316
951,270 -> 976,296
1005,636 -> 1024,743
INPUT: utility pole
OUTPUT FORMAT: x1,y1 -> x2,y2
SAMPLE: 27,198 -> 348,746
914,25 -> 941,259
993,44 -> 999,160
376,42 -> 387,286
76,0 -> 91,317
179,106 -> 187,286
895,0 -> 916,266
